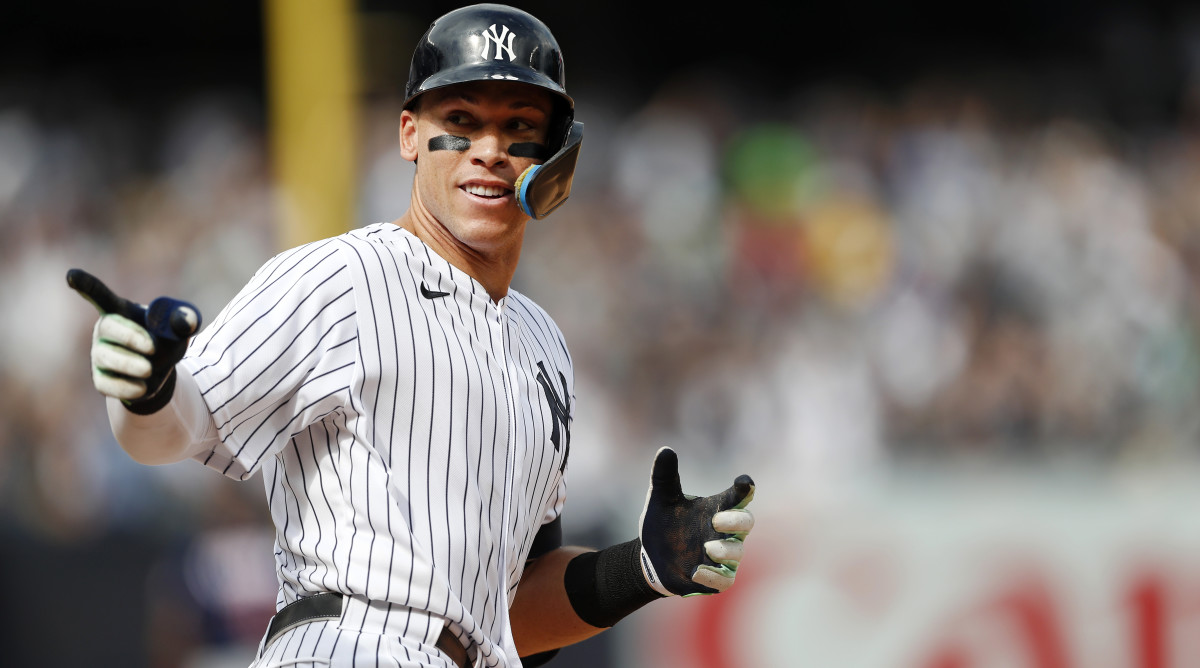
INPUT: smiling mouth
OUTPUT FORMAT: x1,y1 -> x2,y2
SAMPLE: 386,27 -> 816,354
462,184 -> 512,199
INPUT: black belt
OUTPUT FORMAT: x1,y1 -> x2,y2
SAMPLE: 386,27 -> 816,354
264,593 -> 469,668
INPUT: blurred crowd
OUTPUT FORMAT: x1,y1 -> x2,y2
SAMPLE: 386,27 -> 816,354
534,68 -> 1200,510
5,30 -> 1200,666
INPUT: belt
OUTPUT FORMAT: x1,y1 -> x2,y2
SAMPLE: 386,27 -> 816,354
264,593 -> 469,668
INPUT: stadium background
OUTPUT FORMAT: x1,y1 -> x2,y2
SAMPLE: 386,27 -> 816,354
3,0 -> 1200,666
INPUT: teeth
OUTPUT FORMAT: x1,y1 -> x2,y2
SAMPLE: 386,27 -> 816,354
464,184 -> 507,198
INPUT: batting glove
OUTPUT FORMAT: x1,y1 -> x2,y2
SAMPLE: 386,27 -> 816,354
67,268 -> 201,415
637,446 -> 756,596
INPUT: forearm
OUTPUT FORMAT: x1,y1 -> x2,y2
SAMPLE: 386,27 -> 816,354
511,546 -> 603,656
511,541 -> 664,656
107,364 -> 217,465
511,448 -> 756,656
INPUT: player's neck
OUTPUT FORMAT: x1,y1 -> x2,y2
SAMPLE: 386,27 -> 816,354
392,212 -> 521,304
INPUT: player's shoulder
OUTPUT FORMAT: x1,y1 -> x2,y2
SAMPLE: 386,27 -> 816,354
324,222 -> 428,260
333,222 -> 404,248
247,231 -> 354,286
343,221 -> 403,241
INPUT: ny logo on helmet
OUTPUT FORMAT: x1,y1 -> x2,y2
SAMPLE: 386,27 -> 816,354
481,24 -> 517,61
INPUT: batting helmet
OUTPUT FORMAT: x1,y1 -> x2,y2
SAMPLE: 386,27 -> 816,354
404,4 -> 571,114
404,3 -> 583,219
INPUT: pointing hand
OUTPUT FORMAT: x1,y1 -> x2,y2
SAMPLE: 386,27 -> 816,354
67,268 -> 201,415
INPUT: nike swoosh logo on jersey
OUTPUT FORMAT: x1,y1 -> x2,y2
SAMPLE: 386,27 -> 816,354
421,282 -> 450,299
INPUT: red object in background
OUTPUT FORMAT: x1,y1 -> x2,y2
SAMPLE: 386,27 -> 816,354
920,574 -> 1070,668
692,564 -> 751,668
641,498 -> 1200,668
1128,571 -> 1166,668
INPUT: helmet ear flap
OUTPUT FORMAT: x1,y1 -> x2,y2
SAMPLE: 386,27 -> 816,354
517,121 -> 584,220
545,98 -> 575,155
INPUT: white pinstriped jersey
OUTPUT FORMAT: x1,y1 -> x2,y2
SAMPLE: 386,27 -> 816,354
180,223 -> 574,667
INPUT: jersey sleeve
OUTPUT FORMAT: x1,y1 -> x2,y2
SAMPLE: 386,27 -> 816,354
181,239 -> 358,480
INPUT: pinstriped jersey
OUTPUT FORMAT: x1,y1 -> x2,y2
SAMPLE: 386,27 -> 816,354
180,222 -> 574,667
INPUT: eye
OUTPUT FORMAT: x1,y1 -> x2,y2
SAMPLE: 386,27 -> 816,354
445,112 -> 475,128
508,118 -> 535,131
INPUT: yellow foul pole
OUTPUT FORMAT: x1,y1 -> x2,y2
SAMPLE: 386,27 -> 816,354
265,0 -> 358,250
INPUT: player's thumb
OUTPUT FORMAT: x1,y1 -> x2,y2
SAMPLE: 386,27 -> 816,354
717,474 -> 756,511
649,446 -> 684,500
146,297 -> 202,341
169,306 -> 200,338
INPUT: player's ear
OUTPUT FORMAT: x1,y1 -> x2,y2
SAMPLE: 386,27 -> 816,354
399,109 -> 419,162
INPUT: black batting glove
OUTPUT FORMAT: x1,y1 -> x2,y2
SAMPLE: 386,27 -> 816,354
637,446 -> 756,596
67,268 -> 202,415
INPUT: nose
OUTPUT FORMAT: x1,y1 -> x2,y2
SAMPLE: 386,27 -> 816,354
469,128 -> 509,168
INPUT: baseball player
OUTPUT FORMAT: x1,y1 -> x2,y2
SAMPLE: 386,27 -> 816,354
69,4 -> 756,667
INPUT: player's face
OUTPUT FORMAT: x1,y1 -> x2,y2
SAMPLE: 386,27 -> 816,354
400,81 -> 556,257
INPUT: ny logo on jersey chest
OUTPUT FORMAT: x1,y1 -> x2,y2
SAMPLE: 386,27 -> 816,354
535,361 -> 571,473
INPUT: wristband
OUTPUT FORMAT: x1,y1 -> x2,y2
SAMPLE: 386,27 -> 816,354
563,538 -> 663,628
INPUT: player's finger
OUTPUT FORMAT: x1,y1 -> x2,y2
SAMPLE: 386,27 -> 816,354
649,447 -> 683,500
691,564 -> 735,593
92,366 -> 147,400
704,538 -> 744,567
715,474 -> 755,511
96,314 -> 155,355
712,508 -> 755,537
93,340 -> 153,379
67,268 -> 142,320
